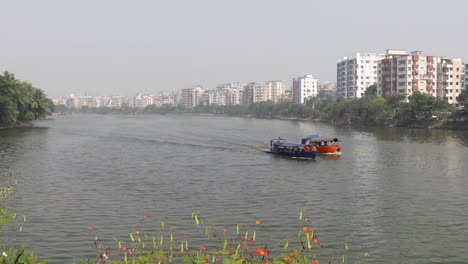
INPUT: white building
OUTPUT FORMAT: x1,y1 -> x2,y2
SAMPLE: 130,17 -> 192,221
215,82 -> 244,106
110,96 -> 125,108
337,53 -> 384,98
133,94 -> 155,109
242,82 -> 262,105
208,90 -> 227,106
264,81 -> 286,103
437,58 -> 465,107
52,97 -> 67,106
377,50 -> 438,99
181,86 -> 207,108
293,75 -> 318,104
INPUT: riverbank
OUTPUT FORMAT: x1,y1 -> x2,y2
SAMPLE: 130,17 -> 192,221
0,122 -> 34,130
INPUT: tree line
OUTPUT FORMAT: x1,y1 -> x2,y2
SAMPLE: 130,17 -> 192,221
0,71 -> 54,127
61,84 -> 468,127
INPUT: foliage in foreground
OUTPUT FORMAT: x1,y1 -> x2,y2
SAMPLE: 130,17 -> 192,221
0,172 -> 46,264
82,211 -> 368,264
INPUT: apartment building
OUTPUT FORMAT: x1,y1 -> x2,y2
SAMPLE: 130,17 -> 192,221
293,75 -> 318,104
437,58 -> 465,106
377,50 -> 438,98
216,83 -> 244,106
337,53 -> 384,98
242,82 -> 263,105
181,86 -> 206,108
208,90 -> 227,106
111,96 -> 125,108
264,81 -> 286,103
181,88 -> 194,109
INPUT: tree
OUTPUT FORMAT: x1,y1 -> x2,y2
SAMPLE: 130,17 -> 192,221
29,88 -> 51,119
364,84 -> 377,97
0,71 -> 52,126
458,88 -> 468,108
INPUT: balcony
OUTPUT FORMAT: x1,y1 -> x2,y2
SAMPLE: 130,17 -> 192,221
427,56 -> 434,62
412,55 -> 420,61
427,79 -> 434,83
412,79 -> 419,83
412,86 -> 419,91
412,64 -> 419,68
427,64 -> 434,69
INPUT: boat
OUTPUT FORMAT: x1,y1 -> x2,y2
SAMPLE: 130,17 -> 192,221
302,135 -> 341,155
265,137 -> 317,159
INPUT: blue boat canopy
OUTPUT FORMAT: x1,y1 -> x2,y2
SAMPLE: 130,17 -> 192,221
301,135 -> 323,144
276,143 -> 303,147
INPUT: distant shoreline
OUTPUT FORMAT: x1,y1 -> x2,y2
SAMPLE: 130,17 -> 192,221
11,112 -> 467,131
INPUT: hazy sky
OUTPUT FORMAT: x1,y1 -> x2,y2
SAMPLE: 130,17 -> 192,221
1,0 -> 467,97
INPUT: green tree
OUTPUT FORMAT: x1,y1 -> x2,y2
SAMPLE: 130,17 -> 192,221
0,71 -> 52,126
364,84 -> 377,97
29,88 -> 51,119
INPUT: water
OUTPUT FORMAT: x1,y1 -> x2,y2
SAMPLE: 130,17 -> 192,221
1,114 -> 467,263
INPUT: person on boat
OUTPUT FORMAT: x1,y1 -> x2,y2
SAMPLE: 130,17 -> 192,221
311,145 -> 317,152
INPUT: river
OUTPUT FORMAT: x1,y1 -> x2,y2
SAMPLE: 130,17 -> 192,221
0,114 -> 467,263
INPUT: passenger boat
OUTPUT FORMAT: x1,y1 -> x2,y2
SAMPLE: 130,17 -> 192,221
303,135 -> 341,155
265,137 -> 317,159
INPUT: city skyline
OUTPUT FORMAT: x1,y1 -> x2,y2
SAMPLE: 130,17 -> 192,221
1,0 -> 467,97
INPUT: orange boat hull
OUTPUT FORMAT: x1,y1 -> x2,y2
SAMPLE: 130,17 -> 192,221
316,145 -> 341,154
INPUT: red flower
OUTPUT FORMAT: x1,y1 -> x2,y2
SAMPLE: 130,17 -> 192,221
86,226 -> 94,233
199,245 -> 206,251
118,246 -> 127,252
253,248 -> 269,257
139,214 -> 147,221
302,227 -> 314,234
255,220 -> 262,225
312,260 -> 319,264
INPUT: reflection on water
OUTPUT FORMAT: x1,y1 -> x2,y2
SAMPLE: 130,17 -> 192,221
354,126 -> 468,146
0,115 -> 467,264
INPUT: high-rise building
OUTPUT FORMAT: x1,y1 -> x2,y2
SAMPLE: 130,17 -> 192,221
337,53 -> 384,98
242,82 -> 263,105
377,50 -> 438,99
181,86 -> 206,108
181,88 -> 194,108
437,58 -> 465,107
293,75 -> 318,104
264,81 -> 286,103
216,82 -> 244,106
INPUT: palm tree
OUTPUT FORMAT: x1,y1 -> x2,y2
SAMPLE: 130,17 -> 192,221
29,88 -> 51,119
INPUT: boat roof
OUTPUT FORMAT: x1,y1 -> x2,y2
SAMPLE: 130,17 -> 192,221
275,143 -> 304,147
308,137 -> 339,142
302,134 -> 339,142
